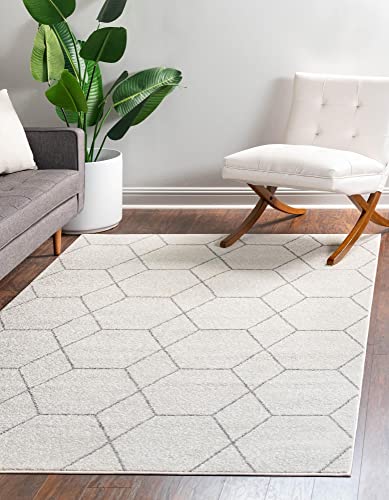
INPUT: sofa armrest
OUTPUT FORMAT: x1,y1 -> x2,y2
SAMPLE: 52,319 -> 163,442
25,128 -> 85,211
25,128 -> 85,173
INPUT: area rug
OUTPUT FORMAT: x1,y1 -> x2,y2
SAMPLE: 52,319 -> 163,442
0,234 -> 380,475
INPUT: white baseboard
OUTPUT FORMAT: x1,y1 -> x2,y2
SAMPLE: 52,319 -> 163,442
123,187 -> 389,208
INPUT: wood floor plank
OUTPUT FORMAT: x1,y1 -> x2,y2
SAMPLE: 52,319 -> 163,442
265,477 -> 315,500
369,234 -> 389,351
81,487 -> 135,500
33,475 -> 95,500
168,476 -> 226,500
311,479 -> 357,500
0,208 -> 387,500
87,475 -> 167,489
110,208 -> 381,235
0,474 -> 47,500
358,354 -> 389,500
311,346 -> 374,500
87,476 -> 225,500
219,477 -> 270,500
0,235 -> 76,309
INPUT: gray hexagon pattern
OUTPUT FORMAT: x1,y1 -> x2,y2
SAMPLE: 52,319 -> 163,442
0,233 -> 380,475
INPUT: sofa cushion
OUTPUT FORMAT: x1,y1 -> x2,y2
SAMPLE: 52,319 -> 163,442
0,169 -> 81,250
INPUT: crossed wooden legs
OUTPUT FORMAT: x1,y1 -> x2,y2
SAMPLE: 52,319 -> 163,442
220,185 -> 389,266
220,185 -> 306,248
349,194 -> 389,228
220,187 -> 277,248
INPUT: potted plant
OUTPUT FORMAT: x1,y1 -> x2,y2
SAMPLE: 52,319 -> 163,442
23,0 -> 182,233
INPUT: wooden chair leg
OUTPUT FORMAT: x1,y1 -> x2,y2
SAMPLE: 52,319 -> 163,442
249,185 -> 307,216
53,229 -> 62,256
220,185 -> 306,248
327,192 -> 381,266
349,194 -> 389,227
220,188 -> 275,248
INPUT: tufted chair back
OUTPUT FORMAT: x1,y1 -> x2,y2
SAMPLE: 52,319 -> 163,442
286,72 -> 389,164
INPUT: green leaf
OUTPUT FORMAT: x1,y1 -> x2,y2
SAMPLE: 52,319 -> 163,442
83,59 -> 104,125
53,22 -> 85,76
30,25 -> 64,82
97,0 -> 128,23
107,99 -> 146,140
46,70 -> 88,113
23,0 -> 75,25
112,67 -> 182,116
56,107 -> 77,124
108,86 -> 175,140
55,106 -> 78,124
55,60 -> 103,125
80,27 -> 127,63
130,86 -> 175,126
52,27 -> 103,126
53,22 -> 85,123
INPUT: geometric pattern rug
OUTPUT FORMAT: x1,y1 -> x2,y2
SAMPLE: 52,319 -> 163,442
0,234 -> 380,475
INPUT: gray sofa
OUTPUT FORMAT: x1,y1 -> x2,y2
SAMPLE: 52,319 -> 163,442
0,128 -> 85,281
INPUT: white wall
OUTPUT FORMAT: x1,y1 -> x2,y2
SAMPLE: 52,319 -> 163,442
2,0 -> 389,204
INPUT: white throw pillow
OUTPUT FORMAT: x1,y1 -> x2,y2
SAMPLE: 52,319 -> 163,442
0,89 -> 36,174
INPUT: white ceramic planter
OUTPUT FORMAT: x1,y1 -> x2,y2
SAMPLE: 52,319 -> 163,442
64,149 -> 123,234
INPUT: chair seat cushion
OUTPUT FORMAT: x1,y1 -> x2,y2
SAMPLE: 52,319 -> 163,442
0,169 -> 81,250
223,144 -> 388,195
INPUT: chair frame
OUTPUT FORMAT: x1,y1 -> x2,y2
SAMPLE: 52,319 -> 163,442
220,185 -> 389,265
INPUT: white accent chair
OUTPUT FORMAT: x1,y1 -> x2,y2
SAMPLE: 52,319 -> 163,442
222,72 -> 389,265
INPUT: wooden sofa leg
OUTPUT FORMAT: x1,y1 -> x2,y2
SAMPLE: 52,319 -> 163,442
53,229 -> 62,256
327,192 -> 381,266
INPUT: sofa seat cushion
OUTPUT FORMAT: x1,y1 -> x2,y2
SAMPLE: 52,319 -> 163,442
0,169 -> 81,250
223,144 -> 388,195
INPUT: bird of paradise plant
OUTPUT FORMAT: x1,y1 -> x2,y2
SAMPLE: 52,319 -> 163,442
23,0 -> 182,162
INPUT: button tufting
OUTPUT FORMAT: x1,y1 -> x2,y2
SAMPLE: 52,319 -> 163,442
282,73 -> 389,166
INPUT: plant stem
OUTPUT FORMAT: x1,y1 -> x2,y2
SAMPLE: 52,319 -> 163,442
89,72 -> 129,154
83,62 -> 98,162
94,134 -> 108,162
97,106 -> 114,136
86,63 -> 97,101
98,74 -> 128,110
90,104 -> 114,156
90,110 -> 105,152
82,112 -> 89,161
81,64 -> 88,89
60,108 -> 70,127
89,120 -> 100,157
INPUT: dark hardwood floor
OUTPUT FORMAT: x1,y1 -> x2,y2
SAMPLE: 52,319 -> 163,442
0,208 -> 388,500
